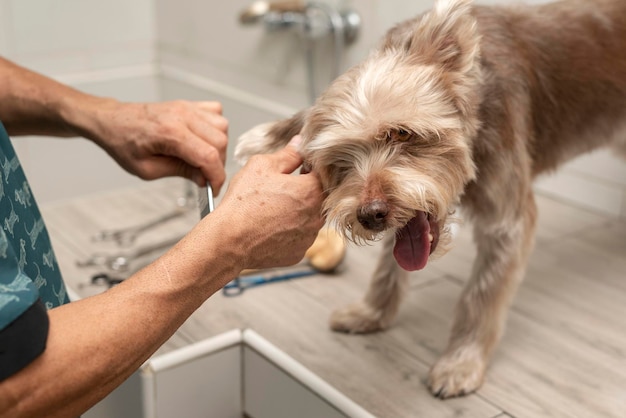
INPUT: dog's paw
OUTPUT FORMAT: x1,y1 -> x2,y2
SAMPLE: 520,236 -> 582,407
427,347 -> 486,398
329,302 -> 388,333
234,122 -> 278,165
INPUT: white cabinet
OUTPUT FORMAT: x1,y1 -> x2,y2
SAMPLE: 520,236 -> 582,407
243,347 -> 346,418
85,329 -> 373,418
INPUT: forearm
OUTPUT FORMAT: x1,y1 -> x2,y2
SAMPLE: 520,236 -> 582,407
0,135 -> 323,417
0,211 -> 243,418
0,56 -> 111,137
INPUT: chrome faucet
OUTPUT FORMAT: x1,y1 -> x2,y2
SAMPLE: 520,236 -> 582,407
238,1 -> 361,103
239,0 -> 359,43
239,1 -> 307,25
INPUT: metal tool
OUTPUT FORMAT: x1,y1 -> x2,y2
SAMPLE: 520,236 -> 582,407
77,235 -> 183,272
92,181 -> 195,246
92,207 -> 189,247
222,269 -> 317,296
91,273 -> 125,288
198,184 -> 214,218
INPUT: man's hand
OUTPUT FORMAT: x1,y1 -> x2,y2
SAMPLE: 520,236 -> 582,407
85,99 -> 229,194
212,135 -> 325,271
0,57 -> 229,194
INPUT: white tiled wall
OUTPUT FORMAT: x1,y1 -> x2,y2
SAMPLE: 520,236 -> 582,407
0,0 -> 159,203
0,0 -> 156,75
154,0 -> 420,110
0,0 -> 624,217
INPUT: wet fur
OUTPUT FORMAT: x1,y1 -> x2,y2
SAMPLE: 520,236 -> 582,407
236,0 -> 626,398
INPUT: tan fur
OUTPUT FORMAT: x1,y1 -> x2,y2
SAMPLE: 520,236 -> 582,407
236,0 -> 626,398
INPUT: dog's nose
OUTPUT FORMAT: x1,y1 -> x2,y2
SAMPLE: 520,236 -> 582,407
357,200 -> 389,231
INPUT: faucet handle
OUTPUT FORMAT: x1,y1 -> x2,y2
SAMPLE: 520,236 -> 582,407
239,0 -> 306,24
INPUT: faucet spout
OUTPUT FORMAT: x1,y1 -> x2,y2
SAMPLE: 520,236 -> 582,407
239,0 -> 306,24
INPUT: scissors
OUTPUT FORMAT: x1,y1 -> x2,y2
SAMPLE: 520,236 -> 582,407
223,269 -> 317,296
198,184 -> 214,218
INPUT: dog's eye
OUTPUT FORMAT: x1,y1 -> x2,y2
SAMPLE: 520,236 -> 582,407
396,129 -> 411,141
386,129 -> 412,142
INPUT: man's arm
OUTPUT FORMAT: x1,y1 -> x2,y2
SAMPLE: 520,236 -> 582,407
0,56 -> 229,192
0,56 -> 98,137
0,137 -> 324,417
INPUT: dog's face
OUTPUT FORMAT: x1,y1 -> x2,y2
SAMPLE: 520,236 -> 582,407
236,0 -> 483,271
300,55 -> 477,271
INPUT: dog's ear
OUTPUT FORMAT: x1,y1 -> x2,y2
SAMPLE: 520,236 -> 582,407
407,0 -> 479,74
266,110 -> 306,146
235,111 -> 306,165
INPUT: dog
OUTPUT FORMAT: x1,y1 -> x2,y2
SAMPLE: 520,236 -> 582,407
235,0 -> 626,398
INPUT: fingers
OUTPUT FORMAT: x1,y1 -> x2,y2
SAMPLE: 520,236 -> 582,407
196,101 -> 223,114
174,101 -> 229,193
269,135 -> 304,174
141,123 -> 226,192
175,132 -> 227,193
187,102 -> 229,188
188,113 -> 228,164
213,146 -> 324,271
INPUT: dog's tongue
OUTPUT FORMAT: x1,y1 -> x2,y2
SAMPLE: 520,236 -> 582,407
393,212 -> 431,271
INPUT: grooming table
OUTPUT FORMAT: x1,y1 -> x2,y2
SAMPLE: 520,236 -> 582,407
41,178 -> 505,418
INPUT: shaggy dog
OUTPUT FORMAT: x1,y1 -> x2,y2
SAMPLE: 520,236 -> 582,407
235,0 -> 626,398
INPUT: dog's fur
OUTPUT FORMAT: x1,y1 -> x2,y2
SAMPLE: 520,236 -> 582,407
235,0 -> 626,398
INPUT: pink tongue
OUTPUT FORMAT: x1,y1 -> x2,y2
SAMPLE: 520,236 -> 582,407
393,212 -> 431,271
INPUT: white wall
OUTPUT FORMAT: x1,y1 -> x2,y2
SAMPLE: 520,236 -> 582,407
155,0 -> 392,110
0,0 -> 624,217
0,0 -> 156,74
0,0 -> 159,203
153,0 -> 440,108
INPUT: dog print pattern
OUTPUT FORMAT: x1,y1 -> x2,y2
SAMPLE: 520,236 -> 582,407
0,122 -> 68,331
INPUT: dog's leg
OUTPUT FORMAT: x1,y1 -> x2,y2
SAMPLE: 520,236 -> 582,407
330,233 -> 408,333
428,192 -> 537,398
